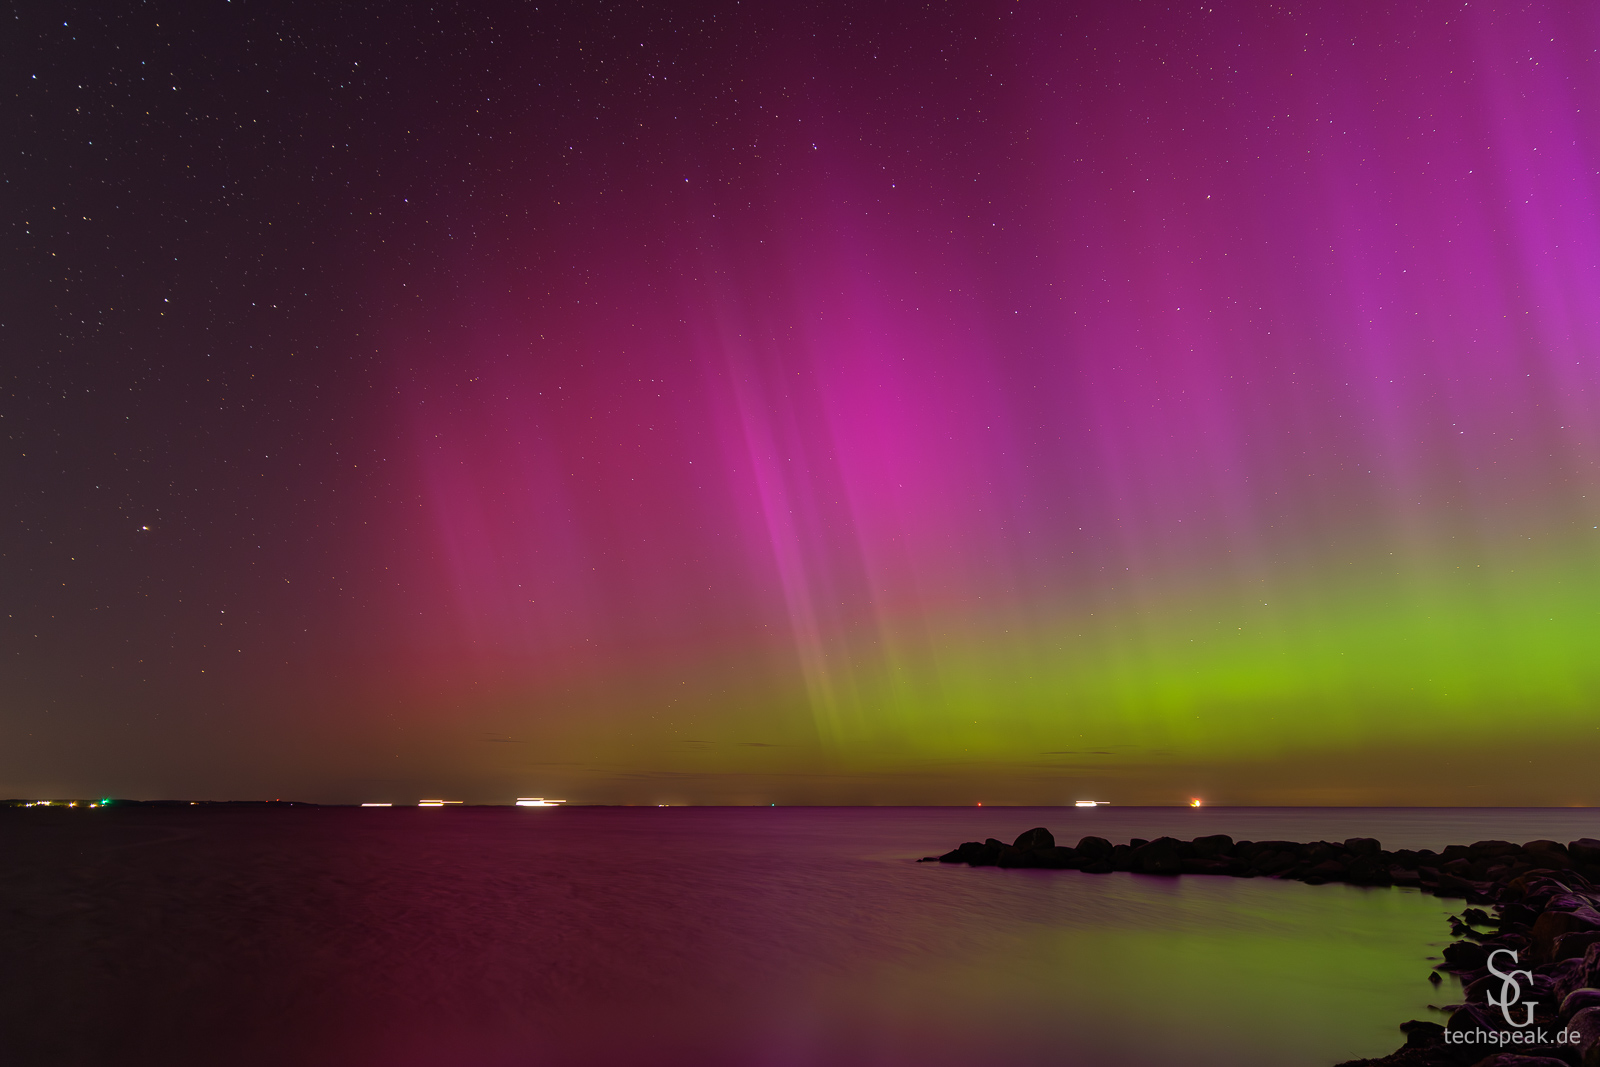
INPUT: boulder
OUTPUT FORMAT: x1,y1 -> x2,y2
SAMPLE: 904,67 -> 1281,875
1568,1005 -> 1600,1067
1435,871 -> 1482,898
995,846 -> 1034,868
1520,849 -> 1577,871
1252,839 -> 1302,856
1549,957 -> 1591,1002
960,839 -> 1004,866
1470,840 -> 1522,860
1390,867 -> 1423,887
1571,839 -> 1600,866
1252,850 -> 1297,876
1561,988 -> 1600,1019
939,841 -> 986,864
1446,1003 -> 1505,1058
1133,837 -> 1184,875
1191,833 -> 1233,858
1398,1018 -> 1444,1047
1442,940 -> 1488,970
1556,931 -> 1600,962
1013,827 -> 1055,850
1531,907 -> 1600,963
1347,855 -> 1392,885
1027,846 -> 1076,869
1310,859 -> 1349,879
1345,836 -> 1382,856
1074,835 -> 1113,861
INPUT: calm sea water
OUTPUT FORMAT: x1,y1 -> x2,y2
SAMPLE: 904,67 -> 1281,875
3,806 -> 1597,1066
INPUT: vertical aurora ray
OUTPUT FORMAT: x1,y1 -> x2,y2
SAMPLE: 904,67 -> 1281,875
373,1 -> 1600,802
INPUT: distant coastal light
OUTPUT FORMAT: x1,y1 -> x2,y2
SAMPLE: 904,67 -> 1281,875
516,798 -> 566,807
1075,800 -> 1107,808
418,800 -> 462,807
1190,798 -> 1204,808
361,802 -> 392,807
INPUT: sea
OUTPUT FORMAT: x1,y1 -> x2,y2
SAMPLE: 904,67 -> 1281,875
3,805 -> 1597,1066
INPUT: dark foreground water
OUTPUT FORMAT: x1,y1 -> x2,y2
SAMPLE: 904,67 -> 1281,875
3,806 -> 1597,1066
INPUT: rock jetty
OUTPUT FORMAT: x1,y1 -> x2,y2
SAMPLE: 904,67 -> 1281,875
922,829 -> 1600,1066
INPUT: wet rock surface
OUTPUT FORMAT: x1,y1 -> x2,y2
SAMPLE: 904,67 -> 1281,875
921,829 -> 1600,1065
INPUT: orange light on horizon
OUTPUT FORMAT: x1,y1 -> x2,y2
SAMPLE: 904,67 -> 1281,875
1190,798 -> 1203,808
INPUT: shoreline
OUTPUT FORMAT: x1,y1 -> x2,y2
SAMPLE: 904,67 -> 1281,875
922,829 -> 1600,1066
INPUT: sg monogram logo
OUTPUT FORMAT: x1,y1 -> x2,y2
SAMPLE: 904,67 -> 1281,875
1484,948 -> 1538,1027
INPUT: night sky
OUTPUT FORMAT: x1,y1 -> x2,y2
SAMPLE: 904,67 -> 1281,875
6,1 -> 1600,806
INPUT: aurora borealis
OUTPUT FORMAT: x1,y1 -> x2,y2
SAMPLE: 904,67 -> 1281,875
6,1 -> 1600,804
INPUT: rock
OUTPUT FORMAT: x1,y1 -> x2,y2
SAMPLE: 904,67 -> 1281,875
1348,855 -> 1393,885
960,839 -> 1004,866
1470,840 -> 1522,860
1531,908 -> 1600,963
1252,850 -> 1297,876
995,846 -> 1034,868
1561,988 -> 1600,1019
1251,839 -> 1303,856
1571,839 -> 1600,866
1556,931 -> 1600,962
1435,872 -> 1483,898
1399,1018 -> 1444,1047
1074,835 -> 1113,861
1036,846 -> 1079,869
1442,940 -> 1488,970
1446,1003 -> 1504,1058
1568,1005 -> 1600,1067
1524,840 -> 1570,856
1429,971 -> 1442,985
1191,833 -> 1233,857
1109,844 -> 1136,872
1013,827 -> 1054,850
1133,837 -> 1184,875
1521,850 -> 1577,871
1549,957 -> 1591,1002
1345,836 -> 1382,856
939,841 -> 986,864
1080,860 -> 1113,874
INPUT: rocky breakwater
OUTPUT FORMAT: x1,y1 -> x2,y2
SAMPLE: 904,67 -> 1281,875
921,829 -> 1600,1066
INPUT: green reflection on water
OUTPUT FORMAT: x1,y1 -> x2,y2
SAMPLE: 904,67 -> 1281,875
809,874 -> 1460,1067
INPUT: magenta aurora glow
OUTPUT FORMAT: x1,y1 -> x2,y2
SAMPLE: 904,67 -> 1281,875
6,1 -> 1600,804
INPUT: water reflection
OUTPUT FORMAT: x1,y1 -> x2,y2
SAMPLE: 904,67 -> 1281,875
0,807 -> 1548,1065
